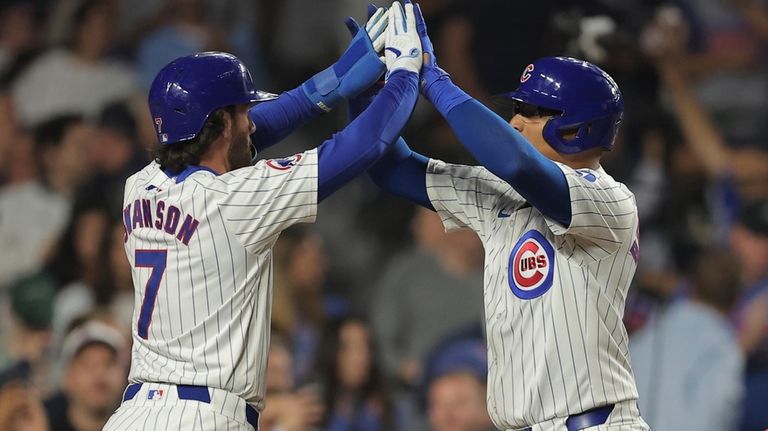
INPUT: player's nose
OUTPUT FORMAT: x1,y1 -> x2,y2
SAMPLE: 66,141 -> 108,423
249,119 -> 256,134
509,114 -> 524,133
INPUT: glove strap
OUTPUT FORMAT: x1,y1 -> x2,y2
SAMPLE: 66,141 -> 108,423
302,67 -> 341,113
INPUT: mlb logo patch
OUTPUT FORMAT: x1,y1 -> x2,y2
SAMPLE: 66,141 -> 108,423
266,154 -> 303,170
147,389 -> 164,400
575,169 -> 598,182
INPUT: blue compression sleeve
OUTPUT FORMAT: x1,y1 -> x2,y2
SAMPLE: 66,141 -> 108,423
248,87 -> 323,152
348,85 -> 431,209
317,70 -> 418,202
446,99 -> 572,226
368,137 -> 432,209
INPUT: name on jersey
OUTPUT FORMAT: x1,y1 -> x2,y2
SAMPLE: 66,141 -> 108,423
508,229 -> 555,300
122,199 -> 199,246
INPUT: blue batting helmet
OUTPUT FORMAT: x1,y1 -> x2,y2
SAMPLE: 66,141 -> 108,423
495,57 -> 623,154
148,52 -> 277,145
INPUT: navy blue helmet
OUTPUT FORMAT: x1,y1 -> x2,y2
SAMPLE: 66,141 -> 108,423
495,57 -> 623,154
148,52 -> 277,145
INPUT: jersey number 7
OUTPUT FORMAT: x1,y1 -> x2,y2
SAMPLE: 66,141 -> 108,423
135,249 -> 167,339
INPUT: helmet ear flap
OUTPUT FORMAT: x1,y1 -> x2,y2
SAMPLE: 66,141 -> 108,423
542,116 -> 584,155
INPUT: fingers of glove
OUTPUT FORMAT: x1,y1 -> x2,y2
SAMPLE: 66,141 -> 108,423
414,3 -> 429,43
413,3 -> 434,64
366,7 -> 388,52
404,0 -> 416,33
344,17 -> 361,37
365,6 -> 386,32
390,1 -> 405,35
414,2 -> 425,32
367,3 -> 377,19
365,5 -> 387,32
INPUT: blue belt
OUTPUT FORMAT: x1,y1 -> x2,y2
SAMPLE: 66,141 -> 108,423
522,404 -> 614,431
123,383 -> 259,430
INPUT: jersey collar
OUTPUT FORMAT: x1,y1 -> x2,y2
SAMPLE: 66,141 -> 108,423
164,165 -> 220,183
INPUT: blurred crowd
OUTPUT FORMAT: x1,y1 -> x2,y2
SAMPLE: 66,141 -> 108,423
0,0 -> 766,430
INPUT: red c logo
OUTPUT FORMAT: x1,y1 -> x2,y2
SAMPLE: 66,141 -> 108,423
520,64 -> 535,83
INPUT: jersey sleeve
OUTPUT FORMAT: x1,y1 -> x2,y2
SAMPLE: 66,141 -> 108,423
425,158 -> 522,237
545,163 -> 638,260
218,149 -> 318,254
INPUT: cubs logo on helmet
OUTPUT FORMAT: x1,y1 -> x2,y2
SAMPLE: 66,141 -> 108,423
520,63 -> 535,83
494,57 -> 624,154
508,230 -> 555,299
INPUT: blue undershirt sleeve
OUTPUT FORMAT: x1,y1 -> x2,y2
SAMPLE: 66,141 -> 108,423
316,70 -> 418,202
368,137 -> 433,210
445,99 -> 572,226
248,87 -> 324,152
348,84 -> 432,210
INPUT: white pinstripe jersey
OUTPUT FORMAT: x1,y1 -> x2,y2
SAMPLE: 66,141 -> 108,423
121,150 -> 318,411
426,159 -> 641,430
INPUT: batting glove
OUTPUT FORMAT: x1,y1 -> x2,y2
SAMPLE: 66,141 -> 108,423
362,4 -> 388,55
413,3 -> 449,99
301,6 -> 387,112
384,0 -> 423,78
413,3 -> 470,115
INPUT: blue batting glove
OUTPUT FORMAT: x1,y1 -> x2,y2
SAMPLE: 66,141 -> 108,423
414,4 -> 449,98
413,3 -> 470,115
301,8 -> 387,112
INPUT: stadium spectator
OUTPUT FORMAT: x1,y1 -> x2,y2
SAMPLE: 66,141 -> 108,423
0,364 -> 49,431
0,115 -> 93,287
0,2 -> 42,78
11,0 -> 139,127
427,370 -> 493,431
0,273 -> 56,394
272,227 -> 347,385
316,316 -> 398,431
44,319 -> 128,431
75,101 -> 148,217
135,0 -> 228,89
729,200 -> 768,430
48,204 -> 113,344
630,249 -> 744,431
260,332 -> 324,431
372,207 -> 483,386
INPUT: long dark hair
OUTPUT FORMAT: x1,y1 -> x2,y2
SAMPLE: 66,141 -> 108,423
45,199 -> 114,304
153,106 -> 234,172
315,315 -> 395,430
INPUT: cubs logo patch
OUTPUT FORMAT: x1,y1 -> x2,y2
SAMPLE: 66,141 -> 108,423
508,229 -> 555,299
520,64 -> 535,83
266,154 -> 302,170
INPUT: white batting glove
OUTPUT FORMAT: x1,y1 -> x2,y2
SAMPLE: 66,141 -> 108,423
384,1 -> 422,77
365,6 -> 388,54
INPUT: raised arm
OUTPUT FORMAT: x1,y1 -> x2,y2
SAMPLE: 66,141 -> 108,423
349,80 -> 432,209
316,1 -> 422,202
249,6 -> 388,152
413,4 -> 570,225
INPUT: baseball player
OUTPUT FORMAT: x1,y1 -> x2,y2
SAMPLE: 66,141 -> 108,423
103,2 -> 423,430
362,5 -> 650,431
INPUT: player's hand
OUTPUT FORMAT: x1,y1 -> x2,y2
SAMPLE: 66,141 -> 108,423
413,2 -> 451,96
346,5 -> 387,120
384,0 -> 423,78
300,5 -> 387,112
350,4 -> 388,56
